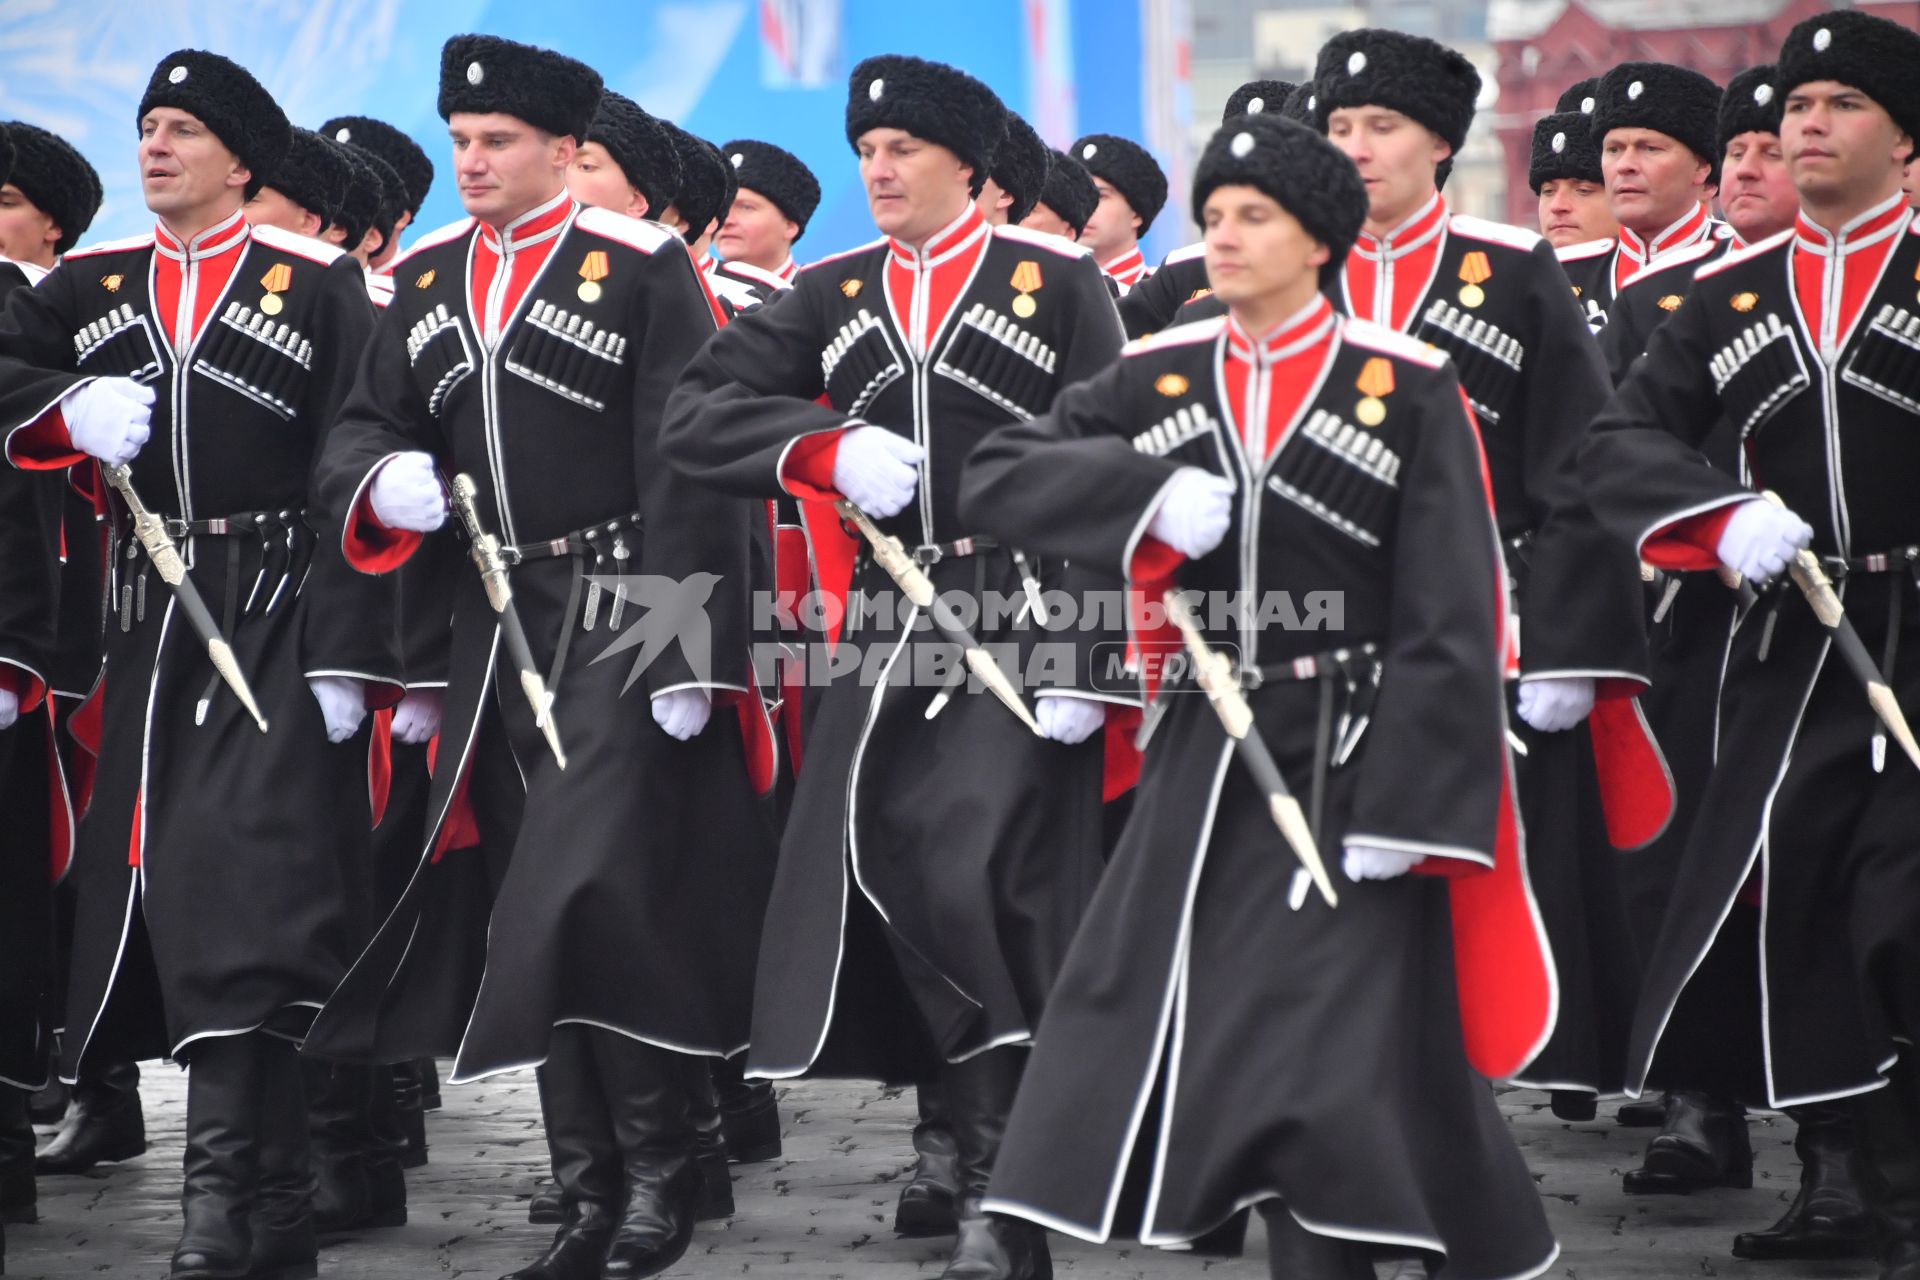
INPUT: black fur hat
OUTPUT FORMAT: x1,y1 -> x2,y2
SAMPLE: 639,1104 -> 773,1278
138,50 -> 290,199
264,127 -> 348,227
1192,113 -> 1367,287
1069,133 -> 1168,235
1775,10 -> 1920,144
1556,78 -> 1599,116
0,127 -> 14,190
1224,79 -> 1298,124
326,138 -> 381,253
437,34 -> 602,143
354,144 -> 405,256
844,54 -> 1006,197
320,116 -> 433,219
1529,110 -> 1604,191
1590,62 -> 1723,183
1034,147 -> 1097,236
589,92 -> 683,218
988,115 -> 1049,224
3,121 -> 102,254
662,124 -> 732,244
723,138 -> 822,235
1717,65 -> 1783,159
1311,29 -> 1481,154
1282,82 -> 1318,124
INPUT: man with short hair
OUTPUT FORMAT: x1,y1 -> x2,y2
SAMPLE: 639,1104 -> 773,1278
1581,15 -> 1920,1276
0,49 -> 398,1280
1069,132 -> 1166,290
663,53 -> 1127,1280
1560,62 -> 1725,316
1021,147 -> 1095,243
715,139 -> 819,280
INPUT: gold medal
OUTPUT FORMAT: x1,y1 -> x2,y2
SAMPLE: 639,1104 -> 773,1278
259,293 -> 284,316
258,262 -> 291,316
1011,293 -> 1036,318
1356,396 -> 1386,426
577,279 -> 602,304
1456,251 -> 1491,310
1010,261 -> 1042,319
1457,283 -> 1485,309
577,249 -> 609,304
1355,356 -> 1394,427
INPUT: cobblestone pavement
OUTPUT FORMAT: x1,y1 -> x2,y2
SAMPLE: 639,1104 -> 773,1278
8,1070 -> 1880,1280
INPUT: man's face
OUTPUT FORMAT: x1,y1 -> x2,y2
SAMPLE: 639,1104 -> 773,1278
449,112 -> 574,227
856,127 -> 973,246
567,141 -> 646,219
1020,202 -> 1078,241
139,106 -> 249,224
1721,131 -> 1798,242
0,183 -> 59,266
1602,128 -> 1711,236
713,187 -> 798,269
1079,177 -> 1141,259
1536,177 -> 1615,248
1326,106 -> 1449,230
1202,184 -> 1328,312
244,186 -> 323,239
1783,81 -> 1913,213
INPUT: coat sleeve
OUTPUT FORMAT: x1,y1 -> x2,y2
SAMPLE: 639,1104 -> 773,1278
1342,373 -> 1507,866
299,258 -> 403,693
0,265 -> 91,466
659,271 -> 855,500
1510,239 -> 1648,690
1116,252 -> 1191,340
1598,282 -> 1652,387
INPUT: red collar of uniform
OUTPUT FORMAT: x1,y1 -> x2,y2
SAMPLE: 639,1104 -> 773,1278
1618,202 -> 1711,266
1353,190 -> 1447,262
1100,244 -> 1147,277
774,256 -> 799,282
1794,191 -> 1911,257
154,207 -> 249,262
886,201 -> 989,268
1226,293 -> 1336,367
476,189 -> 574,256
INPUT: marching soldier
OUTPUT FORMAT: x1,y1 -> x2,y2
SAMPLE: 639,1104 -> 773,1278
1307,27 -> 1667,1120
317,116 -> 434,271
715,139 -> 819,280
1531,105 -> 1616,250
1068,131 -> 1166,290
1559,63 -> 1726,319
661,53 -> 1128,1280
1020,147 -> 1096,244
1579,15 -> 1920,1278
1118,81 -> 1294,338
960,111 -> 1559,1280
570,91 -> 682,225
243,125 -> 349,242
0,50 -> 400,1280
306,34 -> 778,1280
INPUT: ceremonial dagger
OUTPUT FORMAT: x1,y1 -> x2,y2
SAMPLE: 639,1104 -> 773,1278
448,473 -> 568,769
833,500 -> 1041,734
1163,589 -> 1338,907
1759,490 -> 1920,772
103,463 -> 269,733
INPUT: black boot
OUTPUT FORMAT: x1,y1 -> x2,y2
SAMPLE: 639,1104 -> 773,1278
681,1058 -> 733,1221
362,1065 -> 408,1229
1616,1092 -> 1668,1127
171,1037 -> 259,1280
504,1029 -> 621,1280
1732,1103 -> 1874,1259
36,1059 -> 145,1175
594,1036 -> 699,1280
1622,1091 -> 1752,1193
1550,1090 -> 1598,1122
416,1058 -> 442,1112
27,1038 -> 67,1126
390,1061 -> 428,1169
1855,1059 -> 1920,1280
303,1060 -> 370,1236
526,1179 -> 568,1225
712,1057 -> 780,1163
248,1041 -> 317,1280
939,1049 -> 1050,1280
896,1080 -> 960,1237
0,1089 -> 33,1225
1258,1202 -> 1375,1280
1186,1209 -> 1248,1258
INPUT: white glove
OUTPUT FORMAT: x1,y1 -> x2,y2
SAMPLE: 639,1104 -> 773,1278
1034,694 -> 1106,744
1515,676 -> 1596,733
390,688 -> 444,745
368,453 -> 448,532
1716,498 -> 1812,585
1343,843 -> 1426,882
651,687 -> 712,740
0,687 -> 17,731
1146,468 -> 1236,559
830,426 -> 924,519
61,377 -> 154,467
309,675 -> 367,743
